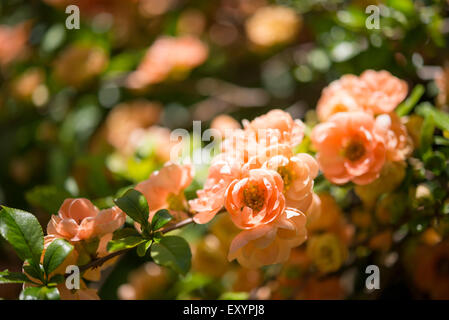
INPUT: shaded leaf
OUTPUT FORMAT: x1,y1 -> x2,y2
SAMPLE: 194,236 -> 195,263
151,236 -> 191,275
107,236 -> 145,253
0,270 -> 33,284
43,239 -> 73,275
151,209 -> 173,231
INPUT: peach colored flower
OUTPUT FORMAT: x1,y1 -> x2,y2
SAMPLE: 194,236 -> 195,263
243,109 -> 305,148
228,208 -> 307,268
225,169 -> 285,229
317,70 -> 408,121
135,162 -> 193,221
317,74 -> 365,122
311,112 -> 386,185
262,152 -> 319,212
127,36 -> 208,89
360,70 -> 408,114
190,154 -> 243,224
210,114 -> 242,138
375,112 -> 413,162
47,199 -> 125,242
221,129 -> 260,163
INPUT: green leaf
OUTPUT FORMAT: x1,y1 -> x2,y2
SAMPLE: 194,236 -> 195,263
23,262 -> 44,283
150,236 -> 191,275
419,112 -> 435,157
107,236 -> 145,253
26,185 -> 72,215
48,274 -> 65,285
112,227 -> 141,240
20,286 -> 60,300
416,103 -> 449,132
151,209 -> 173,231
137,240 -> 152,257
0,270 -> 33,284
43,239 -> 73,275
396,84 -> 424,116
0,207 -> 44,264
114,189 -> 149,226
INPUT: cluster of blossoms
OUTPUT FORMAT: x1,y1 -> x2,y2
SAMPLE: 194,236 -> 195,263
311,70 -> 413,186
25,199 -> 126,299
189,109 -> 320,268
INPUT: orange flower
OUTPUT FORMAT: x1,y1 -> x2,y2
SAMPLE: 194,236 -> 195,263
210,114 -> 242,139
127,36 -> 208,89
262,152 -> 319,213
228,208 -> 307,268
317,74 -> 365,122
135,162 -> 193,221
47,199 -> 125,242
225,169 -> 285,229
243,109 -> 305,148
190,154 -> 243,224
317,70 -> 407,121
360,70 -> 408,114
375,112 -> 413,162
311,112 -> 386,185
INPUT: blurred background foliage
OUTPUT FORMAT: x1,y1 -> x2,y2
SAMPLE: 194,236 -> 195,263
1,0 -> 449,300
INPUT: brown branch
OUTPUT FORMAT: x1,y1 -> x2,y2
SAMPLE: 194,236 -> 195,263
78,210 -> 225,273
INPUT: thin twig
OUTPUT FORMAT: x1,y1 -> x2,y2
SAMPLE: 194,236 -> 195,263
77,210 -> 224,273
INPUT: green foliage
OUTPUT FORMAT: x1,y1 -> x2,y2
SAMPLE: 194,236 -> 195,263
151,209 -> 173,231
43,238 -> 73,275
0,207 -> 44,264
20,287 -> 60,300
0,270 -> 34,284
419,112 -> 435,157
114,189 -> 149,228
136,240 -> 152,257
151,236 -> 192,275
396,85 -> 425,117
107,236 -> 145,253
416,103 -> 449,132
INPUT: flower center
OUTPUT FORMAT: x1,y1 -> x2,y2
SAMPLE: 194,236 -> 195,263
243,183 -> 265,212
277,165 -> 296,191
344,140 -> 366,161
167,193 -> 185,211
